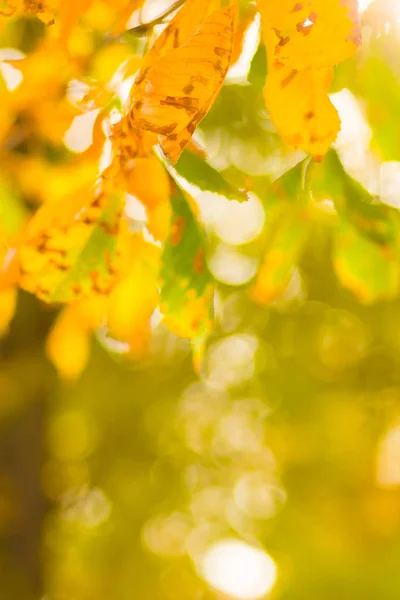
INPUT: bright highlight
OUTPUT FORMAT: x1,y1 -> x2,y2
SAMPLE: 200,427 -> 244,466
201,539 -> 277,599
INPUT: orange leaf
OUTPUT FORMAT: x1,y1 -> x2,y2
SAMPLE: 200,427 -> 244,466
230,4 -> 258,66
126,2 -> 238,163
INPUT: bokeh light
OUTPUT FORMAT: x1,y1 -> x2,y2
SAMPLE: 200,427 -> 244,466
201,539 -> 278,600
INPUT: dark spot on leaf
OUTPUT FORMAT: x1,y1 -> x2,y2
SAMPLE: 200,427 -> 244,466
170,216 -> 186,246
160,96 -> 199,115
281,70 -> 297,88
278,35 -> 290,47
193,249 -> 205,275
183,84 -> 194,94
214,47 -> 228,57
135,66 -> 149,85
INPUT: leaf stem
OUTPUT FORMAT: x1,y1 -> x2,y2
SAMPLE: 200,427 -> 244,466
124,0 -> 186,37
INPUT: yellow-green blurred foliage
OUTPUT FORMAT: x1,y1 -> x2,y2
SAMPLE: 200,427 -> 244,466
2,1 -> 400,600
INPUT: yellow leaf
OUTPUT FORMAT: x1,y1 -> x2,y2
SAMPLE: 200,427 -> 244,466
0,287 -> 17,336
125,154 -> 172,242
85,0 -> 145,34
106,237 -> 160,357
140,0 -> 222,68
91,43 -> 132,82
264,63 -> 340,157
6,42 -> 79,142
19,184 -> 126,303
46,295 -> 106,380
6,43 -> 72,99
58,0 -> 94,45
46,304 -> 91,381
147,201 -> 172,244
3,0 -> 58,23
9,157 -> 98,205
126,2 -> 238,163
258,0 -> 360,157
258,0 -> 360,70
110,122 -> 156,171
125,155 -> 170,209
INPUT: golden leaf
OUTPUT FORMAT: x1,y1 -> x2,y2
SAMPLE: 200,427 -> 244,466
46,302 -> 93,381
46,294 -> 109,380
258,0 -> 360,156
230,3 -> 258,66
19,183 -> 126,303
258,0 -> 360,70
125,155 -> 170,210
85,0 -> 145,34
0,288 -> 17,336
264,62 -> 340,156
126,2 -> 238,163
2,0 -> 58,24
140,0 -> 222,68
58,0 -> 94,44
125,154 -> 172,242
106,236 -> 160,357
46,306 -> 90,380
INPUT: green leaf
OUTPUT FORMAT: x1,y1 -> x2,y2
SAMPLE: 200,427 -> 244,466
251,208 -> 309,304
160,183 -> 214,366
312,150 -> 397,246
346,32 -> 400,161
248,42 -> 267,90
333,219 -> 400,303
275,157 -> 311,200
161,147 -> 248,203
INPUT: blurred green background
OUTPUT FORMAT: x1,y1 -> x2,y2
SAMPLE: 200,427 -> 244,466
3,1 -> 400,599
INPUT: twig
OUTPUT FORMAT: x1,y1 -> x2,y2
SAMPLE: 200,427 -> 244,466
124,0 -> 186,36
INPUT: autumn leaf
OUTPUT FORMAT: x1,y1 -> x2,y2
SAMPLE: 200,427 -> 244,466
125,1 -> 238,163
19,185 -> 126,303
57,0 -> 95,45
264,63 -> 340,157
106,235 -> 160,357
2,0 -> 58,24
0,178 -> 27,291
46,302 -> 94,381
123,153 -> 171,242
5,42 -> 80,144
258,0 -> 360,156
140,0 -> 222,66
0,287 -> 17,336
258,0 -> 360,71
230,2 -> 258,66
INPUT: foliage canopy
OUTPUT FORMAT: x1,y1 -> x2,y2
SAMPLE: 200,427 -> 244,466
0,0 -> 382,376
3,2 -> 400,599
